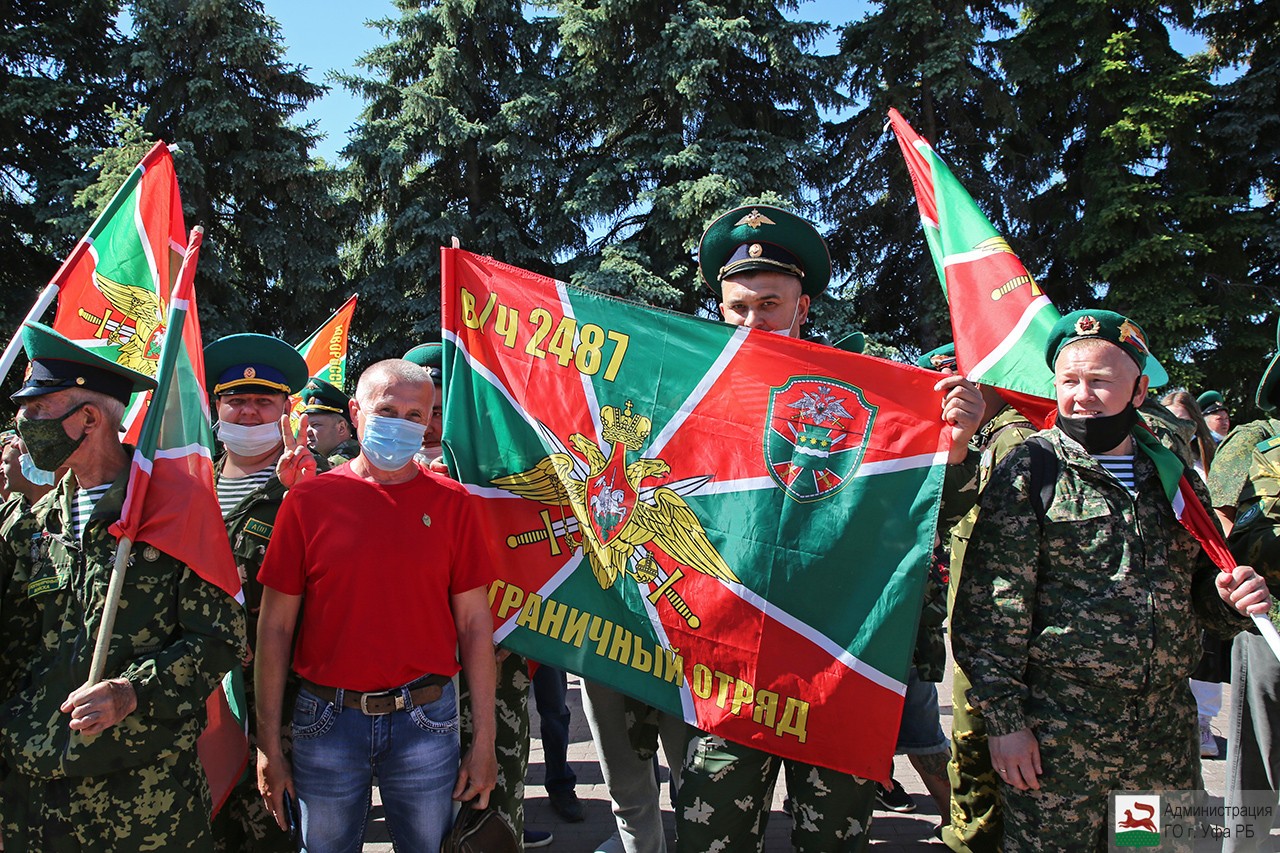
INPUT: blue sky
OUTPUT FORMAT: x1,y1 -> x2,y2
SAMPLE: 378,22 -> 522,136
264,0 -> 860,162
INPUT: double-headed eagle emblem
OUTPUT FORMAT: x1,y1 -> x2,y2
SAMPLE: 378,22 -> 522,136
76,271 -> 166,375
494,401 -> 738,628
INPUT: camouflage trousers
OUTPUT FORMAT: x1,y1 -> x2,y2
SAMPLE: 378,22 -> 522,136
1000,674 -> 1199,853
944,662 -> 1002,853
459,651 -> 531,840
5,749 -> 213,852
675,730 -> 875,853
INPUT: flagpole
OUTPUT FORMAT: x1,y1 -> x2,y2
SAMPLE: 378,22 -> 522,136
0,282 -> 61,383
1252,614 -> 1280,663
85,225 -> 203,687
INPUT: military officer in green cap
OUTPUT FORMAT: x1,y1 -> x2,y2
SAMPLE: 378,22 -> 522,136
204,333 -> 309,852
1197,390 -> 1231,443
953,308 -> 1270,851
299,377 -> 359,466
667,205 -> 985,853
0,322 -> 244,851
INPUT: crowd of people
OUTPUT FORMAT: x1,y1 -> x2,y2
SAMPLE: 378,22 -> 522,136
0,202 -> 1275,853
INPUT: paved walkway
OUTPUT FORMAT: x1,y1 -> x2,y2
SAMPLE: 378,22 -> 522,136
364,637 -> 1236,851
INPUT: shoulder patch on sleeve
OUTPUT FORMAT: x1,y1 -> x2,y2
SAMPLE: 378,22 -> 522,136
1236,503 -> 1263,528
1257,435 -> 1280,454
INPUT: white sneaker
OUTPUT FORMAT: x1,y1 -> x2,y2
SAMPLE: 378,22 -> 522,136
1199,717 -> 1219,758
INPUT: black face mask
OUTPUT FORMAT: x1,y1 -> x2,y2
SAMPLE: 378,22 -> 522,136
1057,404 -> 1140,454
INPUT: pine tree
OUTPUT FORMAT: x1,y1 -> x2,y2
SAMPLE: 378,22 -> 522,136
0,0 -> 123,348
1192,0 -> 1280,411
820,0 -> 1017,354
552,0 -> 837,318
116,0 -> 350,344
1001,0 -> 1258,389
340,0 -> 574,363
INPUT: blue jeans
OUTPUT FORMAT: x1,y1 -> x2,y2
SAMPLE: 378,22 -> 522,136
531,665 -> 576,793
291,681 -> 460,853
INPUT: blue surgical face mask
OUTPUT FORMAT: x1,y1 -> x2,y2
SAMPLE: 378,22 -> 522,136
19,452 -> 56,487
360,414 -> 428,471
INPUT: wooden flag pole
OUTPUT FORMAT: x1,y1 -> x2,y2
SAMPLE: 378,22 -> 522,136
86,536 -> 134,685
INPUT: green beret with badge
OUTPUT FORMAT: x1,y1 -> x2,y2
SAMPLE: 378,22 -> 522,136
917,343 -> 956,372
299,377 -> 351,418
403,342 -> 443,384
1045,309 -> 1170,387
11,321 -> 157,404
204,334 -> 308,396
832,331 -> 865,354
698,204 -> 832,297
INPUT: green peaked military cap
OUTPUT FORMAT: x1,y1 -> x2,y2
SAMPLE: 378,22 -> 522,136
832,331 -> 865,354
403,342 -> 443,382
698,204 -> 832,297
1045,309 -> 1171,387
1256,318 -> 1280,413
1197,390 -> 1227,415
204,334 -> 308,396
299,377 -> 350,416
11,321 -> 156,404
917,343 -> 956,371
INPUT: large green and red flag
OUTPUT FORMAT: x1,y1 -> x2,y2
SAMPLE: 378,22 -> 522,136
108,228 -> 249,816
43,141 -> 187,443
442,249 -> 950,781
296,293 -> 358,388
888,109 -> 1060,426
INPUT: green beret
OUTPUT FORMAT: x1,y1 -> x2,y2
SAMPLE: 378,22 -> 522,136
11,322 -> 156,404
698,205 -> 831,297
1256,319 -> 1280,413
403,342 -> 443,383
1046,309 -> 1151,371
916,343 -> 956,371
299,377 -> 350,417
204,334 -> 309,396
1196,390 -> 1227,415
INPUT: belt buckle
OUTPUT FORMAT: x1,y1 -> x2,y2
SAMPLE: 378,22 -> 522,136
359,690 -> 402,715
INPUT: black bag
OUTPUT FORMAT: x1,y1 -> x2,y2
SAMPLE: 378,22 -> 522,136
440,805 -> 519,853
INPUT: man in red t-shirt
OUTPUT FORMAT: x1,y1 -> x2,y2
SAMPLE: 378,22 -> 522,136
254,359 -> 498,852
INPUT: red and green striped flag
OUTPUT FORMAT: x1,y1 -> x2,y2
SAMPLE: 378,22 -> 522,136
108,228 -> 249,816
295,293 -> 358,388
442,249 -> 950,780
45,141 -> 187,443
888,109 -> 1060,426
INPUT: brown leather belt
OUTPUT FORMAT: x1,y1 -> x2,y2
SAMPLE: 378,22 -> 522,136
301,675 -> 450,716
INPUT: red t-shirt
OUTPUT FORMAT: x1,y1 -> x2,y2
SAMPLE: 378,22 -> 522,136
257,463 -> 494,691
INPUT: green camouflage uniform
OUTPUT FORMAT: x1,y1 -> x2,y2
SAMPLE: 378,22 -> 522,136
952,428 -> 1249,852
211,457 -> 294,852
0,495 -> 43,847
326,437 -> 361,467
1208,420 -> 1280,513
942,405 -> 1035,853
0,472 -> 245,852
459,651 -> 531,839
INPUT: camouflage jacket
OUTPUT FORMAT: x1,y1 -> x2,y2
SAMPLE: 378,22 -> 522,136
0,471 -> 245,779
0,495 -> 43,701
326,438 -> 360,467
215,456 -> 287,648
1208,419 -> 1280,512
1222,434 -> 1280,631
952,427 -> 1248,738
